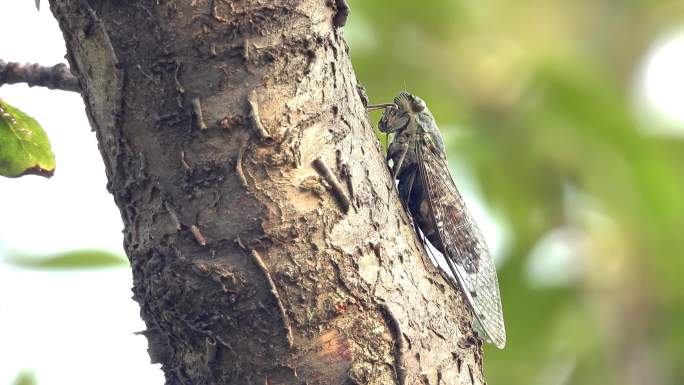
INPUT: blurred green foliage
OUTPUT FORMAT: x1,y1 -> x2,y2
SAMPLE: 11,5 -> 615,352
7,250 -> 128,270
349,1 -> 684,384
11,371 -> 36,385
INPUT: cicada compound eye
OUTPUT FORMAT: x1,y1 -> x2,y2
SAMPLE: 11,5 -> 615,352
412,96 -> 426,112
379,105 -> 409,134
378,107 -> 393,133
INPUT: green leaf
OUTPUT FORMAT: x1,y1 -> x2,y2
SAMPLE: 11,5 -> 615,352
7,250 -> 128,269
12,371 -> 37,385
0,100 -> 55,178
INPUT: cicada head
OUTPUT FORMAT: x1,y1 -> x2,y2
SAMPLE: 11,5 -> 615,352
378,92 -> 427,134
378,105 -> 407,134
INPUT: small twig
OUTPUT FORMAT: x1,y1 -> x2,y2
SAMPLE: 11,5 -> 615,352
250,249 -> 294,348
243,38 -> 250,61
191,97 -> 207,129
235,143 -> 248,187
337,149 -> 357,211
205,337 -> 217,366
0,60 -> 79,92
235,236 -> 247,251
180,150 -> 191,170
312,157 -> 351,213
190,224 -> 208,246
333,0 -> 350,27
173,61 -> 185,108
247,90 -> 274,144
163,201 -> 182,231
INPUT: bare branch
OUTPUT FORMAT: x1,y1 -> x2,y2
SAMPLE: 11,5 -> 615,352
0,60 -> 80,92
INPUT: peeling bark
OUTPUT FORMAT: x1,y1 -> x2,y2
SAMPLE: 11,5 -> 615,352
48,1 -> 486,384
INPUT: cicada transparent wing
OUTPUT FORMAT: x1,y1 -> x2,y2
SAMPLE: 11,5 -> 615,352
416,136 -> 506,348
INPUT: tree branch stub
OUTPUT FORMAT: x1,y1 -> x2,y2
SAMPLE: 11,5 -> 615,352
0,60 -> 79,92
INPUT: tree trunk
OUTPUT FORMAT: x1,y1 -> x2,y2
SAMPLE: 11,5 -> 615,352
48,1 -> 486,384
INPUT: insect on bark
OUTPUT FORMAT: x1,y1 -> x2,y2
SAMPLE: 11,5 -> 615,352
368,92 -> 506,348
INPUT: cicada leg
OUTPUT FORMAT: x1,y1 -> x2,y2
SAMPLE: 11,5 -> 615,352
391,144 -> 408,180
366,103 -> 396,112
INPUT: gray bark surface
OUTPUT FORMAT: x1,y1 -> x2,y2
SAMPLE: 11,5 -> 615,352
48,1 -> 486,384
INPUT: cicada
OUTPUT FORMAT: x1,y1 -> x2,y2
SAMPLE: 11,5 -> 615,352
368,92 -> 506,348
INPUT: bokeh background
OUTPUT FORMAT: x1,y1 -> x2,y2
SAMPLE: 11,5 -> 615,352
353,1 -> 684,384
2,1 -> 683,385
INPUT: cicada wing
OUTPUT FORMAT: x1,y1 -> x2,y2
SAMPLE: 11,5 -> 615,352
416,139 -> 506,349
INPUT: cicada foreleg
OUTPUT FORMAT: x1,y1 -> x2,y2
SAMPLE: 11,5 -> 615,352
390,142 -> 409,180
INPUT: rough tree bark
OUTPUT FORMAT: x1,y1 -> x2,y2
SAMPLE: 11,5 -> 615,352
48,1 -> 486,384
